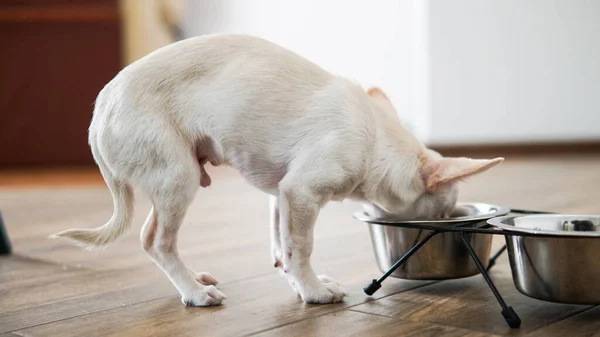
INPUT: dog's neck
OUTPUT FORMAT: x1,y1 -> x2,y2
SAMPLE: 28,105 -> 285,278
352,110 -> 428,213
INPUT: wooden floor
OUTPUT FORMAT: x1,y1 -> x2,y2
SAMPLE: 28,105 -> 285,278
1,154 -> 600,336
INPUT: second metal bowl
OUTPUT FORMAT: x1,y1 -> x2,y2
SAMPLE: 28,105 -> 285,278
488,214 -> 600,304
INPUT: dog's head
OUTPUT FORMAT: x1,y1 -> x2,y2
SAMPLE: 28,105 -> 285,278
363,87 -> 503,220
410,149 -> 503,219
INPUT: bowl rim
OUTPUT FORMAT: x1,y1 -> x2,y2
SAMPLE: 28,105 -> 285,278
487,214 -> 600,237
353,202 -> 511,225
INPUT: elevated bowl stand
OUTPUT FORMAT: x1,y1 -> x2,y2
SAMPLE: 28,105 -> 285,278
361,208 -> 551,329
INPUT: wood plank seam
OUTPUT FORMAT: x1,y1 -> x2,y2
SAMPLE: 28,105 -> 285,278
245,307 -> 487,337
4,296 -> 161,335
3,272 -> 430,335
1,333 -> 20,337
0,268 -> 278,333
348,285 -> 598,335
522,306 -> 599,336
9,332 -> 27,337
346,308 -> 395,319
245,281 -> 439,336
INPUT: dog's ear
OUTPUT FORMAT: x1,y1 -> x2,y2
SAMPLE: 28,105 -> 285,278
367,87 -> 398,120
421,157 -> 504,193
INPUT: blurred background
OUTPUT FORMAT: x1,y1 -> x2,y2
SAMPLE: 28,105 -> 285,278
1,0 -> 599,168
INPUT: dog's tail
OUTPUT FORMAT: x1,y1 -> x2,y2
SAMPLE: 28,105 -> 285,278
50,133 -> 134,249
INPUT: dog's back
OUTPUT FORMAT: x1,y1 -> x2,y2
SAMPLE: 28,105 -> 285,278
93,34 -> 375,192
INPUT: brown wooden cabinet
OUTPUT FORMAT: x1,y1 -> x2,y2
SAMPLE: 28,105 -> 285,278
0,0 -> 122,167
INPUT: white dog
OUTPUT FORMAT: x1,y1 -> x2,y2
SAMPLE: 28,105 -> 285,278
52,34 -> 503,306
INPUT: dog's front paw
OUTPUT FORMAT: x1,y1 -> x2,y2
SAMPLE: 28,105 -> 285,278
181,285 -> 226,307
298,275 -> 347,304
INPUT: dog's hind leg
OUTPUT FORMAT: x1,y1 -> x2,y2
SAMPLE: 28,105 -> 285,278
140,153 -> 225,306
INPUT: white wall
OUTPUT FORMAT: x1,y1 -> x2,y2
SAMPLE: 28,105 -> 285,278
182,0 -> 600,146
427,0 -> 600,145
182,0 -> 425,136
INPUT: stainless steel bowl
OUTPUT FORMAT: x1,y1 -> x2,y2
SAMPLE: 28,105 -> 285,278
488,214 -> 600,304
354,202 -> 510,280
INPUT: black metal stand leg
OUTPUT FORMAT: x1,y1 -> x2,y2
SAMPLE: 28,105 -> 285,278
0,210 -> 12,255
460,232 -> 520,328
486,244 -> 507,272
364,230 -> 439,296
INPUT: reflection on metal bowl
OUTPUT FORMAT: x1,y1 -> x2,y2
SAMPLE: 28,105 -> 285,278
354,202 -> 510,280
488,214 -> 600,304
